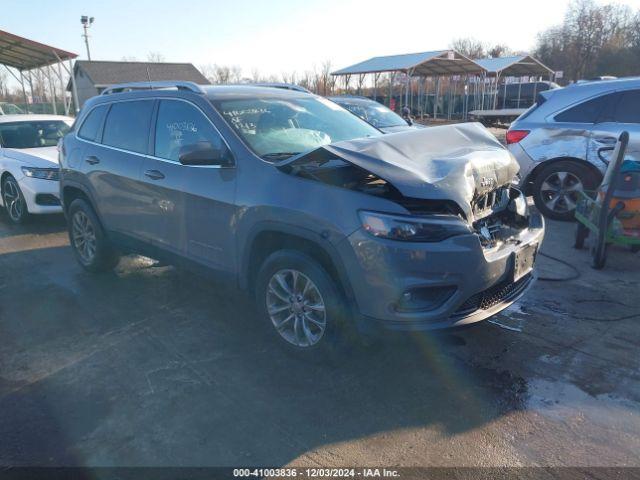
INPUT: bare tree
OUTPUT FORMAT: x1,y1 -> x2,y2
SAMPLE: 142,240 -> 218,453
487,44 -> 513,58
449,38 -> 486,59
146,51 -> 166,63
536,0 -> 637,81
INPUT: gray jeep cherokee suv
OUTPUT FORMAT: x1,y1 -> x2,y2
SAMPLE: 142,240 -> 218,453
59,81 -> 544,357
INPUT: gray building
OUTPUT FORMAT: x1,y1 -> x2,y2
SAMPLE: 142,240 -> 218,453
67,60 -> 210,107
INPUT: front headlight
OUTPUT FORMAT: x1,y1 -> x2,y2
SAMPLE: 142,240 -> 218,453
21,167 -> 59,181
359,210 -> 471,242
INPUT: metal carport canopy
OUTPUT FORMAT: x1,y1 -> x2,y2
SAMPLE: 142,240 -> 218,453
0,29 -> 77,69
332,50 -> 486,76
473,55 -> 553,77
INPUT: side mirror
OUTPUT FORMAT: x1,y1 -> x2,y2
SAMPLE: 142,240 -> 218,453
179,141 -> 232,166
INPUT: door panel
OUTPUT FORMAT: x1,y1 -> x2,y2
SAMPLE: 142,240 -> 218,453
182,167 -> 237,273
137,157 -> 187,253
82,142 -> 149,238
139,98 -> 237,271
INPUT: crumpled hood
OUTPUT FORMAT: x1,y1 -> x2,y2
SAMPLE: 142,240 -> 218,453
289,122 -> 518,219
2,146 -> 59,167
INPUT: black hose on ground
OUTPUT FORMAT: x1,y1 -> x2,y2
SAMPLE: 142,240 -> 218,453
537,251 -> 581,282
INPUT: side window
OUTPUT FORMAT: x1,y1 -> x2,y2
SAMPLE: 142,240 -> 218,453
154,100 -> 226,162
102,100 -> 154,154
78,104 -> 108,141
554,94 -> 613,123
613,90 -> 640,123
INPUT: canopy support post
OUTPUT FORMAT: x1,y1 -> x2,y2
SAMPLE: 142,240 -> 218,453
47,65 -> 57,115
433,77 -> 440,120
19,70 -> 29,113
68,59 -> 79,113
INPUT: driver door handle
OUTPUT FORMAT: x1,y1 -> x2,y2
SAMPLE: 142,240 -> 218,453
144,169 -> 165,180
85,155 -> 100,165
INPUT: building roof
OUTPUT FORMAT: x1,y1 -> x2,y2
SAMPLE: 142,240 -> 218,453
332,50 -> 485,76
70,60 -> 210,90
0,29 -> 77,70
474,55 -> 553,77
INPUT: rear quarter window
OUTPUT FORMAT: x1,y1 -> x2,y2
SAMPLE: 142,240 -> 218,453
78,104 -> 108,141
554,93 -> 614,123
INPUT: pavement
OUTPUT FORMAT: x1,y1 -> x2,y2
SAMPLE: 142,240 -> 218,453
0,211 -> 639,468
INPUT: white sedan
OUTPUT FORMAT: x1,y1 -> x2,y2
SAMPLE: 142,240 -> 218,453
0,114 -> 73,223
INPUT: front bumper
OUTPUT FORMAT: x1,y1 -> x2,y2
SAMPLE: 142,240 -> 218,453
18,175 -> 62,214
338,211 -> 545,333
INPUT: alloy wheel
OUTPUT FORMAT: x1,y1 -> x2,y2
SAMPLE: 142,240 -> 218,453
71,210 -> 97,264
266,269 -> 327,348
540,171 -> 583,214
3,179 -> 25,222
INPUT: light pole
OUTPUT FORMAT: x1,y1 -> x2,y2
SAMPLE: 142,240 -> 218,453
80,15 -> 94,61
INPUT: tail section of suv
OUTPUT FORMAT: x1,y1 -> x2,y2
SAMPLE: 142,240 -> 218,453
508,77 -> 640,220
60,82 -> 544,357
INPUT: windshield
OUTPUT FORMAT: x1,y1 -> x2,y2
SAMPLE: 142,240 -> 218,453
0,120 -> 71,149
338,100 -> 408,128
211,95 -> 381,159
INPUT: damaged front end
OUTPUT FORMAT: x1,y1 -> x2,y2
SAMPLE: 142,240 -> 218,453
278,122 -> 536,248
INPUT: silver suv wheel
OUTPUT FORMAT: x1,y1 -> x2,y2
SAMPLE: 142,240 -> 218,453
266,269 -> 327,347
540,171 -> 583,214
71,210 -> 97,264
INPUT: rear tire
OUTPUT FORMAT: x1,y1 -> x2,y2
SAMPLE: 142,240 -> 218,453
255,250 -> 355,361
2,175 -> 29,224
67,198 -> 120,272
532,161 -> 598,221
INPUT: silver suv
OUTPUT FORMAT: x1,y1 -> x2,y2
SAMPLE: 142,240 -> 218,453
59,82 -> 544,358
508,77 -> 640,220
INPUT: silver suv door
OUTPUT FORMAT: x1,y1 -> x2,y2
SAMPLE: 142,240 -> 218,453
587,89 -> 640,168
140,98 -> 237,272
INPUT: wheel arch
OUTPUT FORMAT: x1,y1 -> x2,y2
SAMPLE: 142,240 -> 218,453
523,157 -> 603,196
241,223 -> 357,309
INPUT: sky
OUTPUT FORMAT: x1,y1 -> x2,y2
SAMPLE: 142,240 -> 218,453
3,0 -> 640,79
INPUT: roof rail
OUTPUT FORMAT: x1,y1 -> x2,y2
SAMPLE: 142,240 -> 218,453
101,81 -> 206,96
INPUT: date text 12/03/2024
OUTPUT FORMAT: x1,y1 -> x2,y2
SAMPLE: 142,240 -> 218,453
233,468 -> 401,478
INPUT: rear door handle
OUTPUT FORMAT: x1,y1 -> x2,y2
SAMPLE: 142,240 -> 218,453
144,169 -> 165,180
85,155 -> 100,165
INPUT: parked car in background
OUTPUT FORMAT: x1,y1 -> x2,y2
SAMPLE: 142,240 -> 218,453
0,114 -> 73,223
59,82 -> 543,358
328,95 -> 421,133
0,102 -> 24,115
507,77 -> 640,220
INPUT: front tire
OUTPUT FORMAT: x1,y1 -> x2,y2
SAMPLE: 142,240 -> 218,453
67,198 -> 120,272
255,250 -> 354,360
532,161 -> 598,221
2,175 -> 29,224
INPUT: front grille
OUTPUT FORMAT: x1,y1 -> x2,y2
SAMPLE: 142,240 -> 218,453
453,274 -> 532,317
472,186 -> 509,219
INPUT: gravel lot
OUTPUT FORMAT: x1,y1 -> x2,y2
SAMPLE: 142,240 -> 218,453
0,212 -> 639,468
